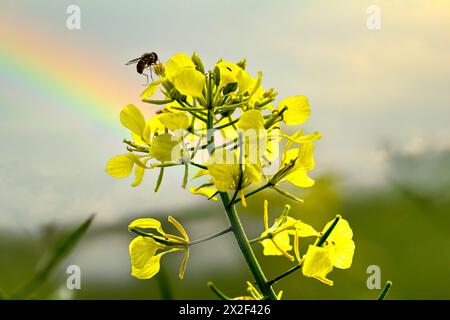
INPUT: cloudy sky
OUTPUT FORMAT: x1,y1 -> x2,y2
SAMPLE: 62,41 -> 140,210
1,0 -> 449,229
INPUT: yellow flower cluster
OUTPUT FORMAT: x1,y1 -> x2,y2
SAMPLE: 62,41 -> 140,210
259,202 -> 355,286
106,52 -> 320,203
107,52 -> 356,293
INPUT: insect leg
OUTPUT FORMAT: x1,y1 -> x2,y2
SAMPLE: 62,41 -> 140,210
142,73 -> 149,86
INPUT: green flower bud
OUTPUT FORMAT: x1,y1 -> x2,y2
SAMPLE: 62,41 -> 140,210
236,58 -> 247,70
191,52 -> 205,74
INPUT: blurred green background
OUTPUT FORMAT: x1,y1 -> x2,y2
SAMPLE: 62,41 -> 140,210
1,0 -> 449,299
1,148 -> 449,299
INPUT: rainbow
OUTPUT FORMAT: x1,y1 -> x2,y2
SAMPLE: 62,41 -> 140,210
0,18 -> 136,141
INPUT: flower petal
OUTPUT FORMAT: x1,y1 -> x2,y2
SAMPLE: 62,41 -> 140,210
129,236 -> 160,269
207,150 -> 240,191
324,218 -> 354,243
216,61 -> 239,87
158,112 -> 190,131
165,53 -> 195,83
302,245 -> 333,285
237,110 -> 264,131
140,79 -> 164,99
285,169 -> 315,188
189,186 -> 218,200
150,133 -> 180,162
120,104 -> 146,137
128,218 -> 165,234
329,239 -> 355,269
131,165 -> 145,187
106,154 -> 135,178
260,231 -> 292,256
294,222 -> 318,237
131,251 -> 168,280
278,96 -> 311,126
173,68 -> 205,97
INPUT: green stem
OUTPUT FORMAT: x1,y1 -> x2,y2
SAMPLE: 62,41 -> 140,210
142,98 -> 174,105
249,235 -> 269,244
188,226 -> 232,246
190,162 -> 207,170
208,282 -> 231,300
377,281 -> 393,300
316,215 -> 341,247
170,106 -> 206,112
264,106 -> 288,129
254,98 -> 274,109
214,118 -> 240,130
204,79 -> 275,299
267,264 -> 302,286
219,192 -> 277,300
233,183 -> 271,205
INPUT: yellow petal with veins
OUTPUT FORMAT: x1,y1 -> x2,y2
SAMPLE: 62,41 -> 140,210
129,236 -> 161,269
173,68 -> 205,97
302,245 -> 334,286
131,251 -> 170,280
120,104 -> 146,137
150,133 -> 180,162
165,53 -> 195,83
106,154 -> 135,178
278,96 -> 311,126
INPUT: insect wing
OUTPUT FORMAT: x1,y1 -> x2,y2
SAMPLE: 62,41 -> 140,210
125,57 -> 141,65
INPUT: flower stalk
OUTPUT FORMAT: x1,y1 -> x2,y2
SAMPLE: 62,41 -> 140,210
220,192 -> 278,300
107,52 -> 368,299
377,281 -> 393,300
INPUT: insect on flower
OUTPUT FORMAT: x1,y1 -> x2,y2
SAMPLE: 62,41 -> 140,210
126,52 -> 159,84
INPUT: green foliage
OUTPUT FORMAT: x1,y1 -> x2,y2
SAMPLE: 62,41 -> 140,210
11,215 -> 94,299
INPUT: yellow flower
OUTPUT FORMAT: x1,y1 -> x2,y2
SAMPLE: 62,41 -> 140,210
149,133 -> 180,162
259,200 -> 318,261
165,53 -> 205,97
128,216 -> 190,280
106,105 -> 191,186
237,109 -> 269,164
208,150 -> 261,192
267,132 -> 321,200
321,218 -> 355,269
301,217 -> 355,286
282,142 -> 316,188
247,73 -> 274,108
157,111 -> 190,131
277,96 -> 311,126
207,149 -> 261,205
215,61 -> 251,94
263,126 -> 281,165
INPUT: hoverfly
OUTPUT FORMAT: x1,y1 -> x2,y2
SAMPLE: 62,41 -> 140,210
126,52 -> 158,84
